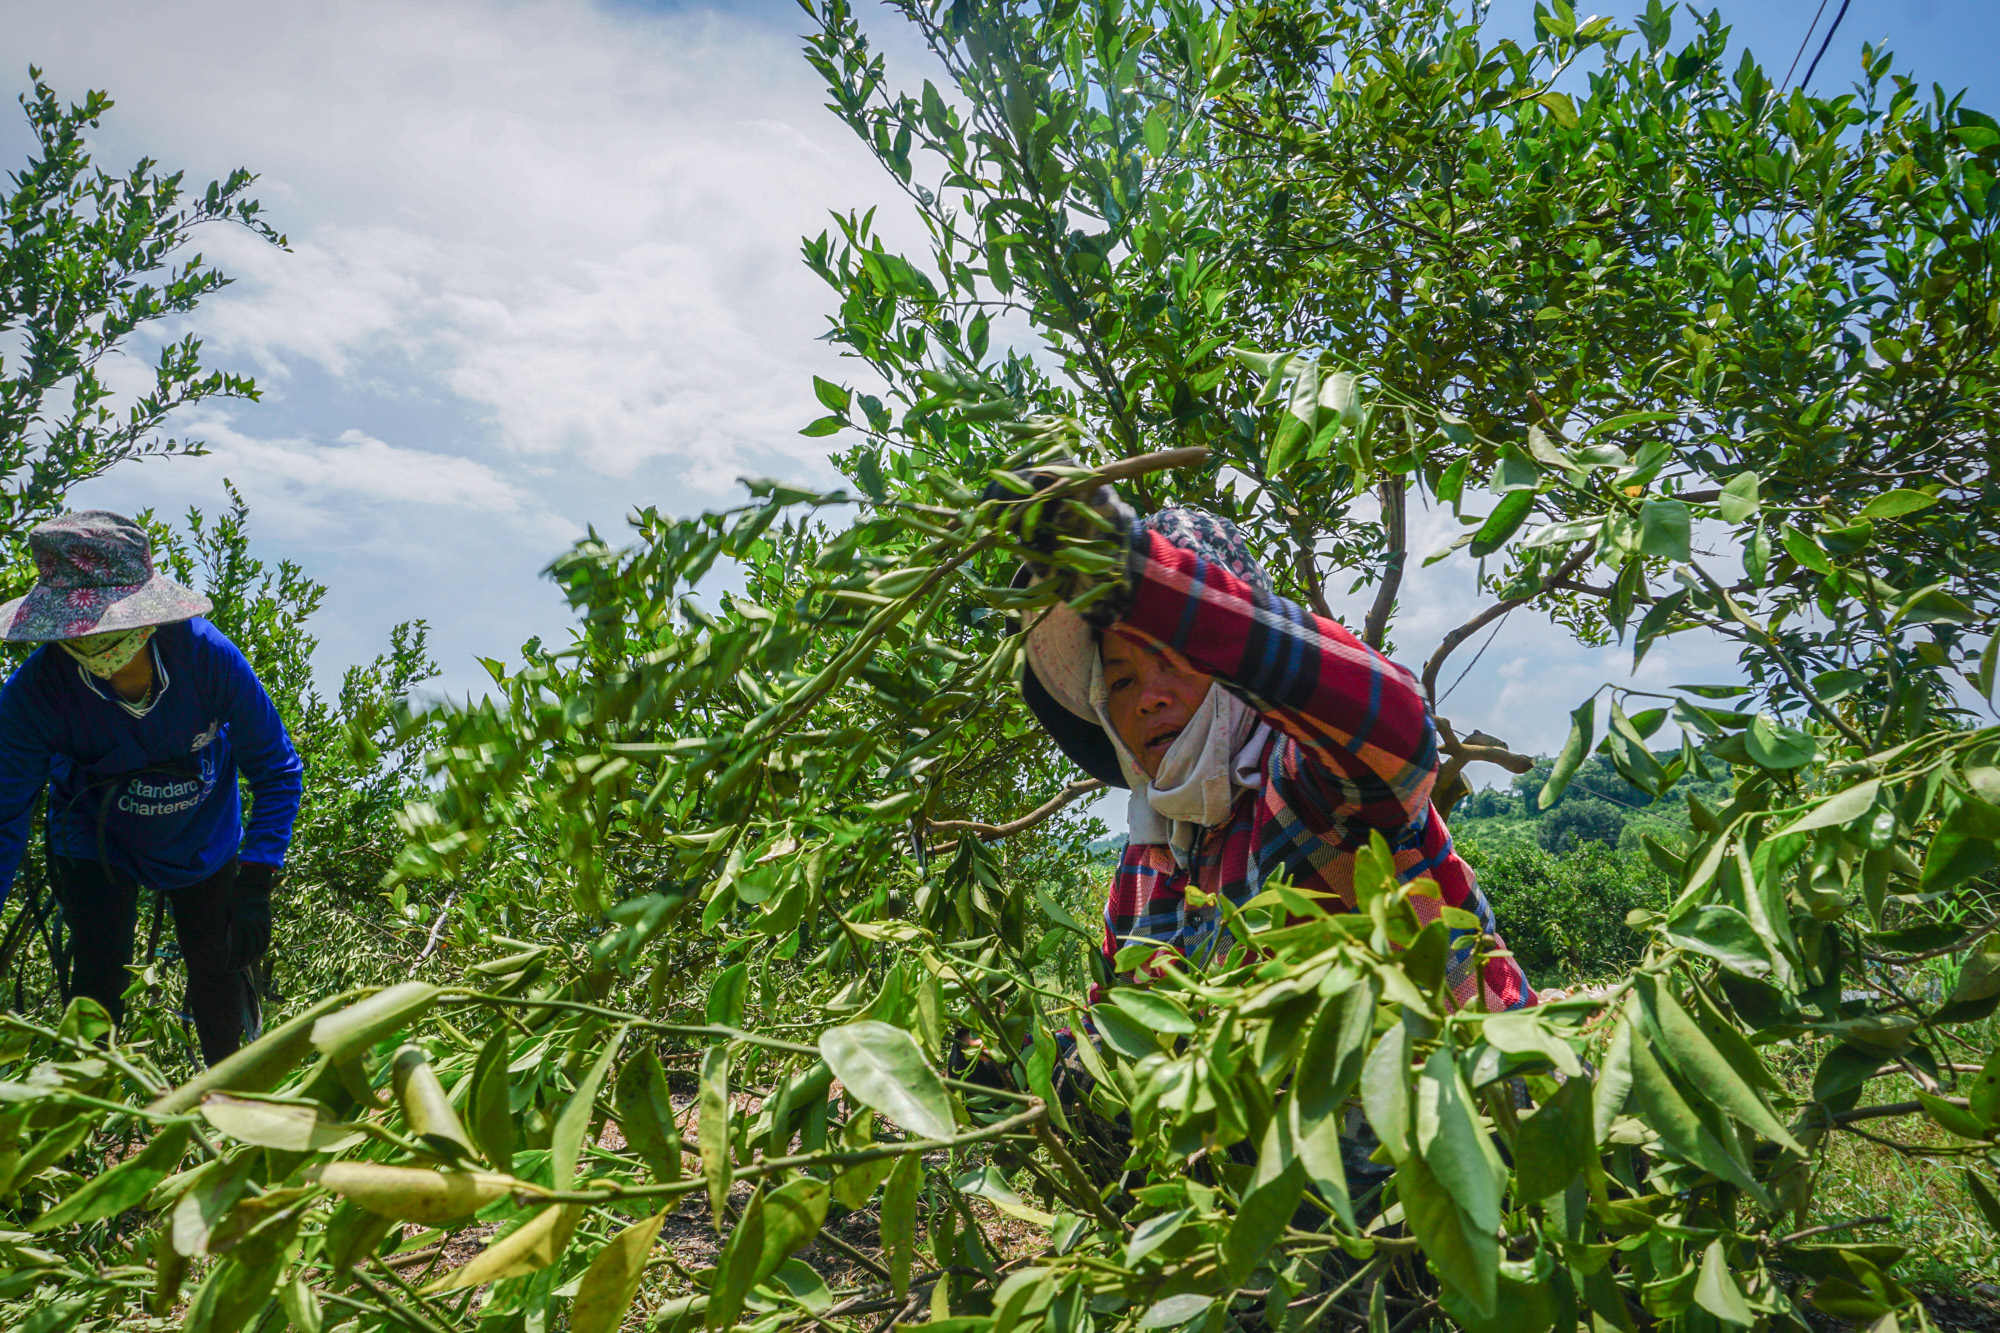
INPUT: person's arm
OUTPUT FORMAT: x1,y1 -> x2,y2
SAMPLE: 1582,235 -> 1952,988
0,664 -> 55,910
1114,527 -> 1439,825
206,632 -> 305,869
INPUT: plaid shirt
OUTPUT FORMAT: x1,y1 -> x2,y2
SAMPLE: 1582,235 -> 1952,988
1099,529 -> 1536,1012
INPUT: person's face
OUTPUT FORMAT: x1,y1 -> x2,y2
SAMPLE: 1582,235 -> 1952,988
1100,631 -> 1215,779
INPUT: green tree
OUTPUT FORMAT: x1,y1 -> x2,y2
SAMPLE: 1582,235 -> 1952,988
1461,840 -> 1664,980
0,71 -> 283,551
8,6 -> 2000,1333
1536,795 -> 1624,852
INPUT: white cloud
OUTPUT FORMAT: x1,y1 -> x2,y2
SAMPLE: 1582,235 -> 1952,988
2,0 -> 924,692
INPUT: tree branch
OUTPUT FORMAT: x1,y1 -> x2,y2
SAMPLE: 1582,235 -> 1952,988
1362,476 -> 1406,650
1421,544 -> 1595,704
926,779 -> 1105,840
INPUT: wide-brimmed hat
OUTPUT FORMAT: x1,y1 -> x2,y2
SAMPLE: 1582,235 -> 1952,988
0,511 -> 212,643
1021,508 -> 1275,790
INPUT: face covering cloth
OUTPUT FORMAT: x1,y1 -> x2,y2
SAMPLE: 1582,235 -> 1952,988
58,626 -> 155,679
1089,645 -> 1271,867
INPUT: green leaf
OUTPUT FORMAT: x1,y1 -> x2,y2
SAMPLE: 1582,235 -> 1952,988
1628,1026 -> 1766,1201
573,1211 -> 668,1333
184,1256 -> 283,1333
1718,472 -> 1761,523
699,1045 -> 731,1230
1397,1149 -> 1497,1317
1140,1294 -> 1216,1329
818,1020 -> 955,1141
1512,1075 -> 1593,1201
798,415 -> 847,437
1633,973 -> 1797,1152
468,1029 -> 515,1174
1965,1170 -> 2000,1236
309,982 -> 440,1065
709,1177 -> 829,1329
1435,456 -> 1469,511
1415,1047 -> 1504,1234
1360,1024 -> 1411,1161
279,1277 -> 322,1333
1606,700 -> 1669,794
1593,1013 -> 1635,1141
1470,489 -> 1537,557
1223,1110 -> 1307,1284
1970,1049 -> 2000,1126
1540,696 -> 1597,809
1492,443 -> 1540,492
1775,780 -> 1882,837
1582,411 -> 1676,439
1092,1000 -> 1164,1058
1893,584 -> 1979,627
311,1162 -> 518,1224
1921,801 -> 2000,896
1693,1240 -> 1755,1326
953,1162 -> 1055,1226
1857,489 -> 1939,519
881,1152 -> 921,1299
1916,1090 -> 1989,1140
706,962 -> 749,1027
1979,633 -> 2000,705
1478,1011 -> 1583,1078
1637,499 -> 1691,562
1666,905 -> 1774,979
425,1203 -> 580,1293
200,1093 -> 361,1153
554,1026 -> 624,1192
1744,521 -> 1770,585
1537,90 -> 1579,128
31,1123 -> 188,1231
1780,525 -> 1834,575
1107,986 -> 1194,1034
615,1047 -> 683,1183
1124,1208 -> 1191,1267
1746,713 -> 1816,770
1295,979 -> 1376,1120
812,376 -> 851,414
1293,1101 -> 1354,1229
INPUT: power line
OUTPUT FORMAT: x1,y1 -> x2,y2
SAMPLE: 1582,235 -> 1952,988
1782,0 -> 1833,88
1800,0 -> 1856,89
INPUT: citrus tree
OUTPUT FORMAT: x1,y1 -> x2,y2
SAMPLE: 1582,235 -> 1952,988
5,4 -> 2000,1333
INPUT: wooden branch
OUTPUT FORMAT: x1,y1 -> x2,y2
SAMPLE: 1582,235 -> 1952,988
1432,720 -> 1537,818
409,886 -> 464,976
1826,1096 -> 1967,1126
1362,476 -> 1406,650
1094,446 -> 1210,484
926,779 -> 1105,841
1421,544 -> 1595,704
1773,1216 -> 1891,1246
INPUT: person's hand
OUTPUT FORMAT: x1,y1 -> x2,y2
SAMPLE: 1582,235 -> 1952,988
230,861 -> 277,970
984,465 -> 1136,616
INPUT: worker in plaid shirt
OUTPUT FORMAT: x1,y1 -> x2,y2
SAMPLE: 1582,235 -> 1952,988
1016,495 -> 1536,1013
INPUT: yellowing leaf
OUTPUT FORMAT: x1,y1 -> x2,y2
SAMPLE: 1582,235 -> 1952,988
424,1203 -> 581,1293
309,1162 -> 529,1224
571,1211 -> 667,1333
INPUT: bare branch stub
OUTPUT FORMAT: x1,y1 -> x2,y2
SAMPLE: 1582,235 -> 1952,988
926,778 -> 1105,842
1420,544 -> 1596,704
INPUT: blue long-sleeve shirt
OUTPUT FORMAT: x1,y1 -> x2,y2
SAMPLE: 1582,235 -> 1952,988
0,617 -> 304,903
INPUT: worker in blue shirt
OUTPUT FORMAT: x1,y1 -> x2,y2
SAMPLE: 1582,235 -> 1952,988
0,511 -> 304,1064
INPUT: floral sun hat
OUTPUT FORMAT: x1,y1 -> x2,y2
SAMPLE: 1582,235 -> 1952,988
1020,508 -> 1275,789
0,511 -> 212,643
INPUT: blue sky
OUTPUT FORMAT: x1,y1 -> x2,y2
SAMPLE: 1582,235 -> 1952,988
0,0 -> 1991,771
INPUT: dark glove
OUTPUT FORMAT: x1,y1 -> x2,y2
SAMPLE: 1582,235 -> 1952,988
230,861 -> 277,970
984,465 -> 1137,622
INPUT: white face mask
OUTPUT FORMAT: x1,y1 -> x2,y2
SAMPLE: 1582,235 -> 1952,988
58,626 -> 155,679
